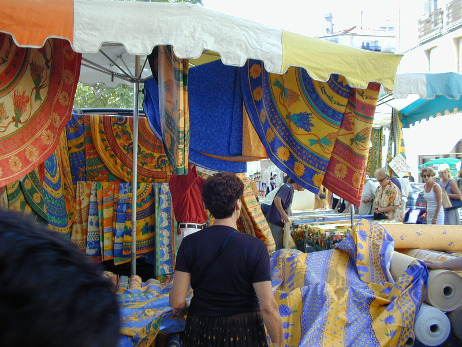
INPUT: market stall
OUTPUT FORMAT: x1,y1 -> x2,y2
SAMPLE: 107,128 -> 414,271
0,1 -> 428,346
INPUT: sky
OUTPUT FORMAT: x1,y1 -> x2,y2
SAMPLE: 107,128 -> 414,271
202,0 -> 399,37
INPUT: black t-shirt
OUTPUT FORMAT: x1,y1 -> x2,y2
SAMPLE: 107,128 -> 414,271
175,225 -> 271,316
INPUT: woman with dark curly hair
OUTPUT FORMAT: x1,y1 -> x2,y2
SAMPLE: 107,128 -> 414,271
170,172 -> 283,347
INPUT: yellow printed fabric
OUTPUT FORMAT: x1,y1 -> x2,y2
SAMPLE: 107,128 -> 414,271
90,114 -> 171,183
156,46 -> 190,175
271,219 -> 427,346
242,60 -> 350,194
237,173 -> 276,253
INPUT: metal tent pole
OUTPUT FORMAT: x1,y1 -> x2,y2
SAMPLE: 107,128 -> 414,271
130,55 -> 141,276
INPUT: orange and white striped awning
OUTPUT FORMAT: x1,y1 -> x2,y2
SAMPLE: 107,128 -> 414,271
0,0 -> 402,91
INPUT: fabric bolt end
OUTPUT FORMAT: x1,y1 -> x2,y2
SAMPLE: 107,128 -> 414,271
414,303 -> 451,346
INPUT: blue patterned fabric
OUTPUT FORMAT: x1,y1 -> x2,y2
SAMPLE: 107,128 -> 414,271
66,113 -> 86,182
270,219 -> 428,346
241,60 -> 349,193
42,153 -> 70,236
118,277 -> 188,346
143,72 -> 247,173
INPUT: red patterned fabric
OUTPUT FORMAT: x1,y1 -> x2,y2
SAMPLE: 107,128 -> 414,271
323,83 -> 381,206
0,34 -> 81,187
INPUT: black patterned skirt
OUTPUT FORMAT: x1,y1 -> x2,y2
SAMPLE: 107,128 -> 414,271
183,311 -> 268,347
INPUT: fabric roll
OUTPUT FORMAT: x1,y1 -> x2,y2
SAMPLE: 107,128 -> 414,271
449,305 -> 462,340
425,269 -> 462,311
392,251 -> 462,311
382,224 -> 462,251
390,251 -> 420,282
414,303 -> 451,346
405,249 -> 456,262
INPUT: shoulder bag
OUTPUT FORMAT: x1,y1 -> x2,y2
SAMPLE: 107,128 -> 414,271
441,187 -> 452,209
195,231 -> 237,288
443,180 -> 462,209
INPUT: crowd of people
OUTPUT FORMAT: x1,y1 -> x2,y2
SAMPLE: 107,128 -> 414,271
258,165 -> 462,232
2,168 -> 462,346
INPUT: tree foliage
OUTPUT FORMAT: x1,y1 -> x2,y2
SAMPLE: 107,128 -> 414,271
73,83 -> 144,109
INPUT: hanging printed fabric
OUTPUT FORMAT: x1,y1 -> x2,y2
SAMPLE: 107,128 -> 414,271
84,115 -> 120,182
66,113 -> 86,183
0,186 -> 7,210
6,180 -> 30,213
237,173 -> 276,253
366,127 -> 383,178
0,33 -> 81,187
150,46 -> 190,175
101,182 -> 117,261
42,153 -> 72,236
154,183 -> 176,277
90,114 -> 171,182
56,129 -> 76,226
86,181 -> 102,260
20,167 -> 48,222
323,83 -> 381,206
114,182 -> 130,263
114,183 -> 156,265
386,110 -> 406,176
71,181 -> 92,251
242,60 -> 350,194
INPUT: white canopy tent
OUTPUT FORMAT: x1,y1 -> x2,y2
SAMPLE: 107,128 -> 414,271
0,0 -> 403,274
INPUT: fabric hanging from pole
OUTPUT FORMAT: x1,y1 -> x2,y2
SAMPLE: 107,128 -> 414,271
42,153 -> 72,237
242,60 -> 350,194
323,83 -> 381,206
150,46 -> 190,175
0,33 -> 81,187
90,114 -> 171,182
366,127 -> 383,178
153,183 -> 177,277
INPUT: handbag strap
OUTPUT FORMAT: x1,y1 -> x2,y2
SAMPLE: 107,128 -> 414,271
195,231 -> 237,289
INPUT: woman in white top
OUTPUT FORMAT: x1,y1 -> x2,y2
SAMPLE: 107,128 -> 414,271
421,167 -> 444,224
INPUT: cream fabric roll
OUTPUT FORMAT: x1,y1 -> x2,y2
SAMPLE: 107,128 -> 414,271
415,303 -> 451,346
391,252 -> 462,311
425,269 -> 462,311
381,224 -> 462,251
449,305 -> 462,340
390,251 -> 418,281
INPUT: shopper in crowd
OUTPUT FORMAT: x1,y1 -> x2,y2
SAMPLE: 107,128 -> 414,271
266,177 -> 305,250
421,167 -> 444,224
260,175 -> 290,217
458,169 -> 462,192
424,257 -> 462,271
314,185 -> 328,209
397,175 -> 412,217
0,210 -> 120,347
373,168 -> 402,221
358,176 -> 377,215
170,172 -> 283,347
438,164 -> 462,225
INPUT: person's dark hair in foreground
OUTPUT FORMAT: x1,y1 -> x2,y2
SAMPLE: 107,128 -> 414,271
202,171 -> 244,219
0,210 -> 120,347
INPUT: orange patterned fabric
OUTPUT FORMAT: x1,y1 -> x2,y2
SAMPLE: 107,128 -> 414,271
0,34 -> 81,187
90,114 -> 171,182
